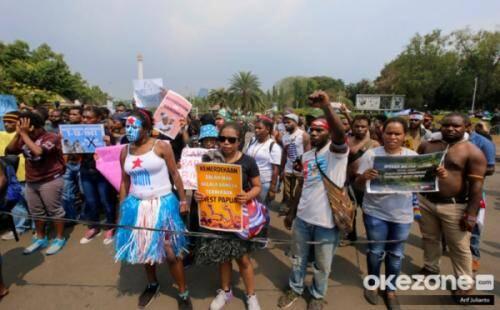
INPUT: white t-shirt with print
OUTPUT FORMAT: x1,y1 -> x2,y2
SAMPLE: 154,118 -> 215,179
296,143 -> 349,229
282,129 -> 305,174
357,146 -> 416,224
246,138 -> 282,184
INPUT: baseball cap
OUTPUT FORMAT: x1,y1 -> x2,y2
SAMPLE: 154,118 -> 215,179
284,113 -> 299,123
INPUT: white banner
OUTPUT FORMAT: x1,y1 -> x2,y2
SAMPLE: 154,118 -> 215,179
133,78 -> 164,108
179,148 -> 209,190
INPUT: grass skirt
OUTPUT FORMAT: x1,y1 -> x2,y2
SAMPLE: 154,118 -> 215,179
195,228 -> 259,265
115,193 -> 187,265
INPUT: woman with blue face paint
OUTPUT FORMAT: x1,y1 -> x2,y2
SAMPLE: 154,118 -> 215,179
114,109 -> 192,309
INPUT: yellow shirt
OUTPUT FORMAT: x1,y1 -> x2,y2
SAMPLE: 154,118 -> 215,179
0,131 -> 26,182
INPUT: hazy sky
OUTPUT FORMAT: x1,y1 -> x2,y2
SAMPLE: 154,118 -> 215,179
1,0 -> 499,99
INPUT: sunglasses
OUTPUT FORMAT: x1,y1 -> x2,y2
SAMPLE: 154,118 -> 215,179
218,136 -> 238,144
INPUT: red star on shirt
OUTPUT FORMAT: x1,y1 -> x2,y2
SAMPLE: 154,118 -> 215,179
132,158 -> 142,169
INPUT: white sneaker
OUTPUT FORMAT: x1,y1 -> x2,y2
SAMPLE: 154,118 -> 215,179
247,294 -> 261,310
79,228 -> 101,244
102,229 -> 114,245
1,231 -> 22,241
209,289 -> 233,310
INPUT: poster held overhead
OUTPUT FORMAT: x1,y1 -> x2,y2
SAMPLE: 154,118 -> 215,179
153,90 -> 192,139
133,78 -> 164,108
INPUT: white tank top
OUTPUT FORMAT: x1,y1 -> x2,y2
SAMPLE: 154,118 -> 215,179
124,140 -> 172,199
283,129 -> 305,173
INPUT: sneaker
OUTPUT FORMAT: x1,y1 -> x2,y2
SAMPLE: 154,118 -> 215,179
307,298 -> 326,310
103,229 -> 114,245
1,230 -> 22,241
23,236 -> 48,255
177,291 -> 193,310
363,288 -> 379,305
80,228 -> 101,244
277,289 -> 300,309
209,289 -> 233,310
45,238 -> 66,255
138,283 -> 160,309
247,294 -> 261,310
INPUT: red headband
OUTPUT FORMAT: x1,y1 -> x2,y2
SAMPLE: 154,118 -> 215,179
136,109 -> 152,128
259,115 -> 273,123
311,119 -> 329,130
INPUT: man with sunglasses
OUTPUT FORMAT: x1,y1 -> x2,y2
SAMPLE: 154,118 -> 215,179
278,91 -> 348,310
403,111 -> 431,151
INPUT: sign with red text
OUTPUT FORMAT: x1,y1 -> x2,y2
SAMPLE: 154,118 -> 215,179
196,163 -> 243,232
179,147 -> 209,190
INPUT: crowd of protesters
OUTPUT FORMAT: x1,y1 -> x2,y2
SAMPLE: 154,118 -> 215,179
0,94 -> 497,310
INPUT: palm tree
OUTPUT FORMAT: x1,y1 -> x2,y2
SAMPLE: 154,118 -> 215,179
228,71 -> 264,112
208,88 -> 229,108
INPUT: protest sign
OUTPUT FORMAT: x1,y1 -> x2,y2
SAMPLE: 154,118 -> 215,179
179,147 -> 209,190
367,152 -> 445,193
95,145 -> 125,191
0,95 -> 18,131
59,124 -> 106,154
153,90 -> 192,139
356,94 -> 405,111
196,163 -> 243,232
133,78 -> 164,108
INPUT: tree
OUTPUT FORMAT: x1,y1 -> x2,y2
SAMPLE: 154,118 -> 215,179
207,88 -> 229,107
228,71 -> 264,112
374,28 -> 499,110
346,79 -> 377,103
0,40 -> 108,105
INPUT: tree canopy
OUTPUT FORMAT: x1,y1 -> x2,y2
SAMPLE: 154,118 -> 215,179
375,29 -> 499,110
0,40 -> 108,105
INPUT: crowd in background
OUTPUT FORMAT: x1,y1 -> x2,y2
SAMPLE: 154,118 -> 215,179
0,96 -> 497,310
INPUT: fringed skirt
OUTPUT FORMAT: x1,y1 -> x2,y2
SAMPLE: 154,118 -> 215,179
115,193 -> 187,265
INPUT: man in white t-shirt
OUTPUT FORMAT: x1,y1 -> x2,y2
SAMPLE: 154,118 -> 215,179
280,113 -> 310,214
278,91 -> 348,310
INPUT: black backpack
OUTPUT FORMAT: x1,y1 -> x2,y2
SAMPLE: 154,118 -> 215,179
0,155 -> 23,211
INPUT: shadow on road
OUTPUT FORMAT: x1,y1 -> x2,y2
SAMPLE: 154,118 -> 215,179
3,247 -> 44,287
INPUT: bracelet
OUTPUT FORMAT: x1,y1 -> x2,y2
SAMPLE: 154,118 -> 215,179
180,201 -> 187,205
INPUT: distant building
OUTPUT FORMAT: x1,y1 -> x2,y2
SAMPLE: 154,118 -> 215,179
197,88 -> 209,98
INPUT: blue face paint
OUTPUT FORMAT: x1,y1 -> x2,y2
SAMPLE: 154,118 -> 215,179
125,116 -> 143,142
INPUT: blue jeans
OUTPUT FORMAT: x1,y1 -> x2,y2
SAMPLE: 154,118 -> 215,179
363,213 -> 411,292
62,162 -> 81,220
80,171 -> 116,228
258,182 -> 271,204
470,224 -> 481,260
12,200 -> 30,233
289,217 -> 340,299
12,182 -> 31,233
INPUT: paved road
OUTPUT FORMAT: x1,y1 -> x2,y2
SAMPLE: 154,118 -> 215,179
1,164 -> 499,309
